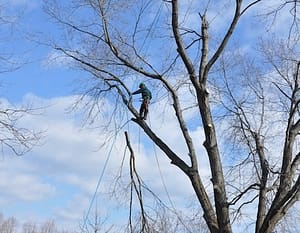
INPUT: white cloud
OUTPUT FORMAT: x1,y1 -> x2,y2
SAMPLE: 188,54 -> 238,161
0,168 -> 56,202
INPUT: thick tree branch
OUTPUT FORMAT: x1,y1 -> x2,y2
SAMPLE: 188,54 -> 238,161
171,0 -> 198,83
205,0 -> 242,76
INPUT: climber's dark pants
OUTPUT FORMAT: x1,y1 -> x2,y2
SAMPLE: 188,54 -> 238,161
139,97 -> 150,120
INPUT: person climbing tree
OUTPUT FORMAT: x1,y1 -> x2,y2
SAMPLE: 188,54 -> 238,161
131,83 -> 152,120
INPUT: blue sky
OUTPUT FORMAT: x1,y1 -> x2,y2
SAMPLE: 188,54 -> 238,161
0,0 -> 299,232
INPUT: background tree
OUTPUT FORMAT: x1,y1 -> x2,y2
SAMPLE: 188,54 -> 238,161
0,2 -> 21,73
22,222 -> 38,233
0,213 -> 71,233
0,2 -> 41,156
43,0 -> 300,232
0,214 -> 17,233
80,204 -> 114,233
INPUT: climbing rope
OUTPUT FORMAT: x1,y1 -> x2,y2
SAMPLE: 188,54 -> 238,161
81,119 -> 131,233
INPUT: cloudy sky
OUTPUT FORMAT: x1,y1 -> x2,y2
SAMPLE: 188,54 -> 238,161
1,1 -> 206,231
0,0 -> 298,232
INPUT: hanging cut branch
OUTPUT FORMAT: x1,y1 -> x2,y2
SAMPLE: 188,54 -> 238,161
125,131 -> 148,232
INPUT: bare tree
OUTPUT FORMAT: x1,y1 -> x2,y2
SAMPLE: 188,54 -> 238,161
22,222 -> 37,233
0,213 -> 73,233
215,35 -> 300,233
0,2 -> 42,156
39,220 -> 57,233
0,105 -> 43,156
0,216 -> 17,233
80,203 -> 114,233
0,2 -> 22,73
43,0 -> 300,232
